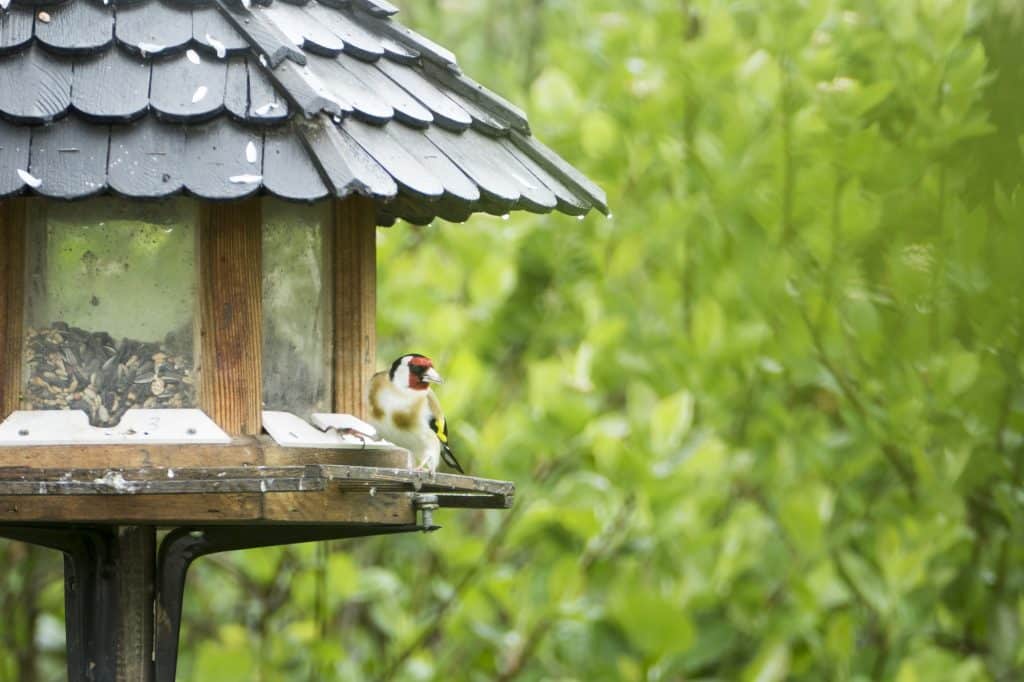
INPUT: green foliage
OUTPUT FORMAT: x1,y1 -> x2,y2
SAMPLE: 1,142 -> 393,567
2,1 -> 1023,680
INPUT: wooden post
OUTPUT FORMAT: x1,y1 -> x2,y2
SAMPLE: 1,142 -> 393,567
198,199 -> 263,435
332,197 -> 377,417
0,199 -> 26,420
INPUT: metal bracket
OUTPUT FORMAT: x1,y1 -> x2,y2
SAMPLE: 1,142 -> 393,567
153,524 -> 421,682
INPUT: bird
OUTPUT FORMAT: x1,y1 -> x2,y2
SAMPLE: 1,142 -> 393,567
367,354 -> 464,475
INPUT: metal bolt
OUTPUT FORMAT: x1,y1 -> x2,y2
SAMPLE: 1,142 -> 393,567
413,494 -> 440,532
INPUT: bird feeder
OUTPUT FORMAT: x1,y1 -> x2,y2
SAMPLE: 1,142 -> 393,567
0,0 -> 606,679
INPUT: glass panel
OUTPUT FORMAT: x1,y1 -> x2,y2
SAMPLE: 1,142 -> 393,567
24,198 -> 197,426
262,199 -> 331,419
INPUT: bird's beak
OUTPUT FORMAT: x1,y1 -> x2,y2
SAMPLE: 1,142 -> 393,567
423,367 -> 444,384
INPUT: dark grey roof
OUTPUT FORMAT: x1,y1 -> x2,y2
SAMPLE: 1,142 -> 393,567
0,0 -> 607,225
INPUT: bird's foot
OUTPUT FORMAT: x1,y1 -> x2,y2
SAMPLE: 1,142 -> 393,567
340,428 -> 374,449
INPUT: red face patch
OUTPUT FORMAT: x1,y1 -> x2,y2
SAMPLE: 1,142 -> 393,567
407,356 -> 433,390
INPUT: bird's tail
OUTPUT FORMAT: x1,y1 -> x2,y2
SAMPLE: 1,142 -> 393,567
441,443 -> 464,474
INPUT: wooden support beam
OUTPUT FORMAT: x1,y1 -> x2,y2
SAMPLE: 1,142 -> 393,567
199,199 -> 263,435
332,197 -> 377,417
0,199 -> 26,420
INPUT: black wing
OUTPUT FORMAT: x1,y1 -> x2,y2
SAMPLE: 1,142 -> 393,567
428,413 -> 464,474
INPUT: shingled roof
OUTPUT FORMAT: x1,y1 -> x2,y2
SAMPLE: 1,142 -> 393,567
0,0 -> 606,225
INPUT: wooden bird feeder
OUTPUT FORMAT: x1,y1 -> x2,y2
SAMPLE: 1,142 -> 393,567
0,0 -> 606,679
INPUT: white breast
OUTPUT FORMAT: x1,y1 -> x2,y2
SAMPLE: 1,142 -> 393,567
370,383 -> 440,470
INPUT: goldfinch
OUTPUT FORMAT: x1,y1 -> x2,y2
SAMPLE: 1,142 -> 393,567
368,354 -> 464,474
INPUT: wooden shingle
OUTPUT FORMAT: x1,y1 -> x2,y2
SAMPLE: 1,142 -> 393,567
0,0 -> 605,220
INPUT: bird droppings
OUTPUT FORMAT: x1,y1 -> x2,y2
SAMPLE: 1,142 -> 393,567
186,49 -> 201,65
16,169 -> 41,188
205,33 -> 227,59
253,102 -> 279,116
259,54 -> 268,68
229,174 -> 262,184
37,11 -> 50,23
577,214 -> 586,221
93,471 -> 131,492
246,141 -> 258,163
0,0 -> 10,11
137,42 -> 165,57
167,469 -> 175,479
192,86 -> 208,104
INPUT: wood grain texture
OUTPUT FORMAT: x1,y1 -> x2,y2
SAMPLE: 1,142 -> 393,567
0,491 -> 416,525
264,61 -> 348,118
0,119 -> 31,195
0,6 -> 33,54
150,52 -> 228,122
108,117 -> 186,198
115,526 -> 155,682
0,199 -> 26,420
29,116 -> 110,198
337,52 -> 433,128
304,52 -> 393,124
303,2 -> 385,62
262,125 -> 330,201
301,115 -> 397,198
213,0 -> 306,68
224,58 -> 249,120
375,59 -> 471,131
386,120 -> 479,204
0,437 -> 410,469
199,199 -> 263,435
114,0 -> 193,56
0,46 -> 73,123
357,14 -> 456,67
262,488 -> 413,525
185,119 -> 263,200
72,49 -> 152,122
0,493 -> 262,523
422,61 -> 530,132
333,196 -> 377,417
246,60 -> 290,122
344,119 -> 442,200
192,6 -> 250,55
34,0 -> 114,55
424,125 -> 520,212
263,1 -> 346,56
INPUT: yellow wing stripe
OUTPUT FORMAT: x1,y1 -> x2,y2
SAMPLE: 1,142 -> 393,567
433,415 -> 448,444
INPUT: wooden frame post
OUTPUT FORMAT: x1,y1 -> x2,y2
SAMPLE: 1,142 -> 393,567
0,199 -> 26,421
198,199 -> 263,435
332,197 -> 377,417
